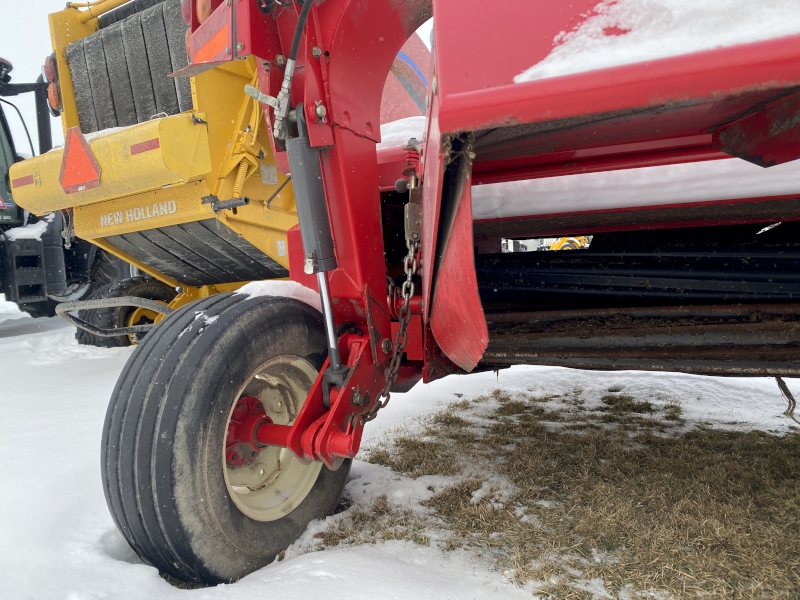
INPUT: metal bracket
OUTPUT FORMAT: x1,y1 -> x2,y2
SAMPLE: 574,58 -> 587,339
404,188 -> 421,244
244,84 -> 279,111
201,195 -> 250,212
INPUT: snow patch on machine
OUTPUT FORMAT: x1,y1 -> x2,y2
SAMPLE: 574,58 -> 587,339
472,158 -> 800,220
515,0 -> 800,83
377,116 -> 426,150
1,213 -> 54,240
236,280 -> 322,312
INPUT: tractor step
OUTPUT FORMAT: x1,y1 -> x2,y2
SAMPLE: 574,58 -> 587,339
2,238 -> 48,304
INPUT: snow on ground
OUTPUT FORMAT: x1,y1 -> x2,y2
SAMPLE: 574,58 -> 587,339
515,0 -> 800,83
0,293 -> 795,599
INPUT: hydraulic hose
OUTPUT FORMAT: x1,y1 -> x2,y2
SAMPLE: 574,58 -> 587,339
273,0 -> 314,139
289,0 -> 313,62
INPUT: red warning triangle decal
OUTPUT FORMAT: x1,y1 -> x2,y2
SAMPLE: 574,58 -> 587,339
59,127 -> 101,194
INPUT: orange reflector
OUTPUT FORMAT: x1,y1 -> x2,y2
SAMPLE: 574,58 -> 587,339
193,23 -> 228,63
44,54 -> 58,83
47,82 -> 61,113
197,0 -> 211,23
59,128 -> 101,194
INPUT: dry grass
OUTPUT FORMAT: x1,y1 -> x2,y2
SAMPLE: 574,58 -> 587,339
367,437 -> 460,478
363,389 -> 800,598
315,494 -> 430,549
599,393 -> 655,414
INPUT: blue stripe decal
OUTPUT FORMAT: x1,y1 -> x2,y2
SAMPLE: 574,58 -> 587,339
397,51 -> 428,88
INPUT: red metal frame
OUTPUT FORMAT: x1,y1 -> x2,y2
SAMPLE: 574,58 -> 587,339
183,0 -> 800,466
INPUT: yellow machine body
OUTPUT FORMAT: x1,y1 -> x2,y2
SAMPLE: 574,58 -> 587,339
10,48 -> 297,296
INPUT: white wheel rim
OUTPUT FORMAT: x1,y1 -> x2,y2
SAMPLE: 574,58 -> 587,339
222,355 -> 323,522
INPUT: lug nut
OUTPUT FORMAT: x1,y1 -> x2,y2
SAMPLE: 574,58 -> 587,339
381,338 -> 392,353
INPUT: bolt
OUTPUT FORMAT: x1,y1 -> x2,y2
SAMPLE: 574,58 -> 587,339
236,42 -> 244,51
381,338 -> 392,353
277,401 -> 283,408
225,46 -> 231,55
259,468 -> 265,475
251,451 -> 257,458
275,54 -> 286,67
314,103 -> 327,119
350,388 -> 370,407
256,402 -> 263,410
311,46 -> 322,58
231,453 -> 238,461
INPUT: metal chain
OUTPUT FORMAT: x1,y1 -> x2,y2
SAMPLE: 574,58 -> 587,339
362,237 -> 419,423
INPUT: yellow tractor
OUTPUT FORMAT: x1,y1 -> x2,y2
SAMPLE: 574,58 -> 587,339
549,235 -> 591,251
10,0 -> 298,345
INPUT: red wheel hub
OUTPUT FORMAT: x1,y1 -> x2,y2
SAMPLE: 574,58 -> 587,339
226,396 -> 272,467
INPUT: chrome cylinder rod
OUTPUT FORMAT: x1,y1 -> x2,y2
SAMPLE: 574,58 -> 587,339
316,271 -> 343,372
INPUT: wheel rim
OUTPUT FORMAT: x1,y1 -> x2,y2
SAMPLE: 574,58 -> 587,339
47,281 -> 91,302
125,303 -> 165,344
222,355 -> 323,522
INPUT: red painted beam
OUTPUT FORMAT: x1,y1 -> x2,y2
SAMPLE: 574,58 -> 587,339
472,146 -> 729,185
713,90 -> 800,167
437,34 -> 800,137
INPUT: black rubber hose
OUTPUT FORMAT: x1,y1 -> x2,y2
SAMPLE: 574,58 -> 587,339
289,0 -> 313,62
56,296 -> 173,337
0,98 -> 35,156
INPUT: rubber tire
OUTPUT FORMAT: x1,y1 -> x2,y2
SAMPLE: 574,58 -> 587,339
101,293 -> 349,584
75,276 -> 177,347
88,249 -> 132,292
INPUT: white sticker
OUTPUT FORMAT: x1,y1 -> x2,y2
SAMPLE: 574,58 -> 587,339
260,164 -> 279,185
277,240 -> 286,257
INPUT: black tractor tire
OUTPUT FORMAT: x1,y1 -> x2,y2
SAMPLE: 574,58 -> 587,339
18,299 -> 59,318
89,248 -> 132,291
75,276 -> 177,347
101,293 -> 349,584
